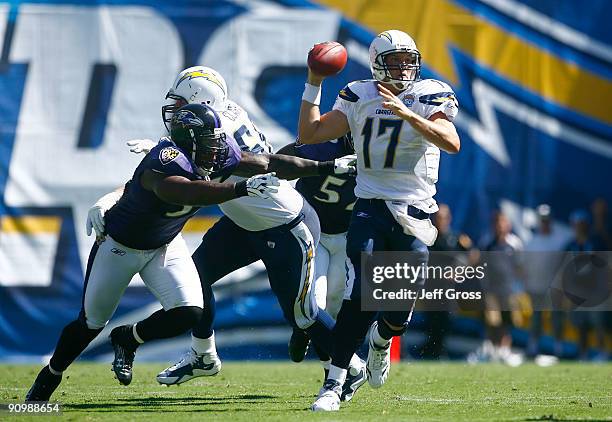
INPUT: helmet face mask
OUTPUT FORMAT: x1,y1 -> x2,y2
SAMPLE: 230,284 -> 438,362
162,66 -> 228,131
369,30 -> 421,91
170,104 -> 229,177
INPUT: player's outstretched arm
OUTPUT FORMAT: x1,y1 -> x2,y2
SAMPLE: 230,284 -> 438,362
141,170 -> 279,205
233,151 -> 354,180
297,70 -> 350,144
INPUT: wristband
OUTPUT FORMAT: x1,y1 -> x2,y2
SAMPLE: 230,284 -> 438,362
317,161 -> 335,175
234,180 -> 248,197
302,83 -> 322,105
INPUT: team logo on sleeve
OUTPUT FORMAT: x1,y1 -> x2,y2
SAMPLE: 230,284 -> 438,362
419,92 -> 458,106
339,86 -> 359,102
159,146 -> 180,165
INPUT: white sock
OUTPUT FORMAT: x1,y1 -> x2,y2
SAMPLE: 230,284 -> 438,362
132,324 -> 145,344
192,332 -> 217,355
47,365 -> 62,376
321,359 -> 331,370
372,324 -> 391,348
349,354 -> 363,372
327,365 -> 347,385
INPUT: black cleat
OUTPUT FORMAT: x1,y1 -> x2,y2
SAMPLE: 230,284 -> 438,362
25,366 -> 62,402
288,328 -> 310,363
110,326 -> 137,386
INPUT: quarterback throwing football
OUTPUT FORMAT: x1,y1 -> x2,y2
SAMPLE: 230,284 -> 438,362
298,30 -> 461,411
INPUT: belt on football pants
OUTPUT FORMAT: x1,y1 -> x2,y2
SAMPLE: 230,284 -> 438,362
259,212 -> 305,234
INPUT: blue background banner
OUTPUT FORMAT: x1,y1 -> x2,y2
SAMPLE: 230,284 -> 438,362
0,0 -> 610,361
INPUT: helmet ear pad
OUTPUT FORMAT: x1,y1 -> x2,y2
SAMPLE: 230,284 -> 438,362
170,103 -> 229,176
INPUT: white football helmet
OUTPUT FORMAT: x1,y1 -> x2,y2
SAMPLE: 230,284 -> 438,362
162,66 -> 228,129
369,30 -> 421,91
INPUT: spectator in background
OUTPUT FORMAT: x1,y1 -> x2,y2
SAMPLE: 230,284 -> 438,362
470,211 -> 524,366
523,204 -> 568,358
422,204 -> 472,359
565,210 -> 608,360
591,198 -> 611,250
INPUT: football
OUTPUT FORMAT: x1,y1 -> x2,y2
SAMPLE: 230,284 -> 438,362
307,41 -> 348,76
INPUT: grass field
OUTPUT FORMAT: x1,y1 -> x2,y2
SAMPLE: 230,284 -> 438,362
1,362 -> 610,421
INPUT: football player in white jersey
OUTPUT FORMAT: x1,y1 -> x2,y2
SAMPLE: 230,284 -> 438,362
298,30 -> 460,411
90,66 -> 367,402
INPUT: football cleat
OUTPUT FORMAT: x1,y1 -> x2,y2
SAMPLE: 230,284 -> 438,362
110,327 -> 137,386
366,322 -> 391,388
341,357 -> 367,402
311,379 -> 342,412
25,366 -> 62,402
288,328 -> 310,363
156,349 -> 221,385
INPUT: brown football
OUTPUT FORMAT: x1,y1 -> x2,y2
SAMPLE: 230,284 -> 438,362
307,41 -> 348,77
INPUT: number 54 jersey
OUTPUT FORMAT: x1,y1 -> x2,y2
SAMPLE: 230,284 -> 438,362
333,79 -> 458,213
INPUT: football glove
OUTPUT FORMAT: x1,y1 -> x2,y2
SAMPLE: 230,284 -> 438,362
235,172 -> 280,199
333,154 -> 357,175
126,139 -> 158,154
85,190 -> 123,237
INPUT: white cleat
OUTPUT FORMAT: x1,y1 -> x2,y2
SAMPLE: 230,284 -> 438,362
311,380 -> 342,412
341,357 -> 367,402
156,349 -> 221,385
366,322 -> 391,388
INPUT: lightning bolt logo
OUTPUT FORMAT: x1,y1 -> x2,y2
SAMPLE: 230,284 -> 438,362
176,71 -> 225,94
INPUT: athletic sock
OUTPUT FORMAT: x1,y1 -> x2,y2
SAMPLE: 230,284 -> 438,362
372,323 -> 392,348
192,332 -> 217,355
327,365 -> 347,385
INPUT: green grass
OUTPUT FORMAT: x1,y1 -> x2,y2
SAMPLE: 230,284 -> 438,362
1,362 -> 610,421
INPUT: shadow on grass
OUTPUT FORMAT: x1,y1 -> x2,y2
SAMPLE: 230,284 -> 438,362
63,394 -> 306,412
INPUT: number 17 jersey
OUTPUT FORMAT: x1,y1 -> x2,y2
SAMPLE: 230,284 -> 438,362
332,79 -> 458,213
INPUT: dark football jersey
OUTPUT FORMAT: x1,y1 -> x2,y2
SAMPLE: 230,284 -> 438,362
105,137 -> 241,249
295,136 -> 356,234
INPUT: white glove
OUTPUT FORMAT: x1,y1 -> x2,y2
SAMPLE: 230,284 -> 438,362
333,154 -> 357,175
85,190 -> 123,237
244,172 -> 280,199
126,139 -> 158,154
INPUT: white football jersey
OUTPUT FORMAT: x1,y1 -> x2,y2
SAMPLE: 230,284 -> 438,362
214,100 -> 304,231
333,79 -> 458,212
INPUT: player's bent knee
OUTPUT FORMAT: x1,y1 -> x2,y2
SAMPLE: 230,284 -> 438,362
167,306 -> 203,331
379,316 -> 409,337
82,315 -> 108,331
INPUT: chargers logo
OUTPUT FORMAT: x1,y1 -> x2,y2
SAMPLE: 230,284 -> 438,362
176,71 -> 226,94
159,147 -> 180,165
